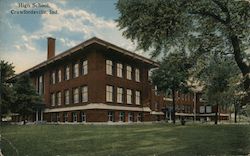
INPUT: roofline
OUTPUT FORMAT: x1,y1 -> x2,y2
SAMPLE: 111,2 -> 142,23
11,37 -> 159,80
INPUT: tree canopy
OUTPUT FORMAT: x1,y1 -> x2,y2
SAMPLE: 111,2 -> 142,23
116,0 -> 250,103
12,74 -> 43,122
0,60 -> 15,116
151,52 -> 191,123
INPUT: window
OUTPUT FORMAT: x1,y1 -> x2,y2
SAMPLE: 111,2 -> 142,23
73,63 -> 79,78
51,93 -> 55,106
135,68 -> 140,82
128,112 -> 133,122
65,90 -> 70,105
57,92 -> 61,106
106,60 -> 113,75
81,112 -> 86,122
65,66 -> 70,80
58,70 -> 62,82
119,112 -> 125,122
117,63 -> 123,78
117,87 -> 123,103
106,85 -> 113,102
126,66 -> 132,80
73,88 -> 79,104
137,113 -> 142,122
38,75 -> 44,95
64,112 -> 68,122
73,112 -> 78,122
56,113 -> 60,122
108,111 -> 114,122
135,91 -> 141,105
200,106 -> 205,113
82,60 -> 88,75
126,89 -> 132,104
206,106 -> 212,113
51,72 -> 56,84
81,86 -> 88,102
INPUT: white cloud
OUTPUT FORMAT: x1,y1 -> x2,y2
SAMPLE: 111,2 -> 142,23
2,2 -> 151,74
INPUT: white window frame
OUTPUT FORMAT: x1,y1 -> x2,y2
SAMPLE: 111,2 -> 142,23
58,70 -> 62,82
73,112 -> 78,122
126,66 -> 132,80
73,63 -> 79,78
108,111 -> 114,122
65,66 -> 70,80
73,88 -> 79,104
57,92 -> 61,106
135,68 -> 140,82
81,86 -> 88,102
117,87 -> 123,103
51,72 -> 56,84
51,93 -> 55,106
106,60 -> 113,75
119,112 -> 125,122
81,112 -> 86,122
82,60 -> 88,75
135,91 -> 141,105
117,63 -> 123,78
127,89 -> 132,104
106,85 -> 113,102
65,90 -> 69,105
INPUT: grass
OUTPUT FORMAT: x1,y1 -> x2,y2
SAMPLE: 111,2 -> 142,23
1,123 -> 250,156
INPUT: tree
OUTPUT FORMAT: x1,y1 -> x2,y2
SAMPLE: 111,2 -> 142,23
195,53 -> 241,124
151,52 -> 190,124
0,60 -> 15,118
12,74 -> 42,124
116,0 -> 250,102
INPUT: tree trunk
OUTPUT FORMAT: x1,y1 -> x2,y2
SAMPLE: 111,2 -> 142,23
234,102 -> 238,123
172,89 -> 176,124
230,35 -> 250,103
215,103 -> 219,125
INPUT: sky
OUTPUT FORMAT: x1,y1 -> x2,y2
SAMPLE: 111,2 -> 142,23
0,0 -> 147,74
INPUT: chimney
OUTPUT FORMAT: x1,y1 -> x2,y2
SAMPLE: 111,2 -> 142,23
47,37 -> 56,59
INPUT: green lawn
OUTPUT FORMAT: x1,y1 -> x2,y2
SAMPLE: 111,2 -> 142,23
1,123 -> 250,156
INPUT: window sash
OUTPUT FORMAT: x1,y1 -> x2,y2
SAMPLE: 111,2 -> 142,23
135,68 -> 140,82
106,86 -> 113,102
135,91 -> 140,105
117,87 -> 123,103
106,60 -> 113,75
52,72 -> 56,84
126,66 -> 132,80
58,70 -> 62,82
73,88 -> 79,104
81,86 -> 88,102
117,63 -> 123,77
65,90 -> 70,105
127,89 -> 132,104
57,92 -> 61,106
82,60 -> 88,75
73,63 -> 79,78
73,112 -> 77,122
51,93 -> 55,106
65,66 -> 70,80
108,112 -> 114,122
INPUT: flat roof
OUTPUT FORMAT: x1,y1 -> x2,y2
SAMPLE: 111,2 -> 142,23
11,37 -> 159,79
